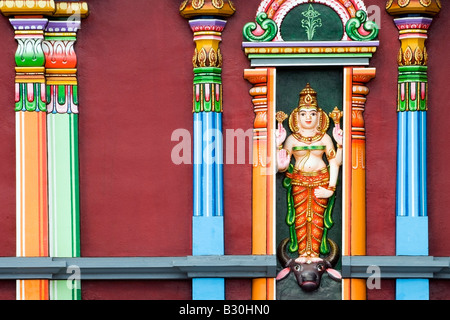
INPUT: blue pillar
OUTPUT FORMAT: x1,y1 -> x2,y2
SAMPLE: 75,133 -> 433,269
185,17 -> 232,299
388,1 -> 441,298
192,88 -> 225,300
395,68 -> 430,300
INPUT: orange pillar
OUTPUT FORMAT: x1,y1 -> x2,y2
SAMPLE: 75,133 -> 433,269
244,68 -> 276,300
0,1 -> 57,300
16,111 -> 49,300
13,23 -> 49,301
350,68 -> 376,300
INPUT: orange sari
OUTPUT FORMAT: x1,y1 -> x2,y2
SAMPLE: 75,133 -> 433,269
286,167 -> 329,256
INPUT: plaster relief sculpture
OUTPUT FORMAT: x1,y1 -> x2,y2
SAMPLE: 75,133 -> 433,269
275,83 -> 343,292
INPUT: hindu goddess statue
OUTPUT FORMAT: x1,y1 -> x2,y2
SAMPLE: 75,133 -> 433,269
276,83 -> 343,258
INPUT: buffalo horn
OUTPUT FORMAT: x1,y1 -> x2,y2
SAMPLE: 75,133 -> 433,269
277,238 -> 291,267
324,239 -> 340,267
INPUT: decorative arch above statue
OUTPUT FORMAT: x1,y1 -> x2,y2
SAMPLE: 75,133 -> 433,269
243,0 -> 378,300
244,0 -> 378,42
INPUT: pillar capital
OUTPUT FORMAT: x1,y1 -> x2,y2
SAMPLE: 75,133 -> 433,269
0,0 -> 55,16
180,0 -> 234,58
386,0 -> 441,17
179,0 -> 235,19
53,1 -> 88,18
244,68 -> 269,130
1,2 -> 89,115
181,1 -> 235,114
351,68 -> 376,140
386,0 -> 440,114
0,1 -> 88,18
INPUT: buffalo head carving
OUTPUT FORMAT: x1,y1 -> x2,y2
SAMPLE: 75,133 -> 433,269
276,238 -> 342,292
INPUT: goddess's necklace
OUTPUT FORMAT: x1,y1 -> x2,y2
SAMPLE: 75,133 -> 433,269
292,131 -> 325,144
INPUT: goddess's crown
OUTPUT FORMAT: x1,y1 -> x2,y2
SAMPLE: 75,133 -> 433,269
297,83 -> 318,110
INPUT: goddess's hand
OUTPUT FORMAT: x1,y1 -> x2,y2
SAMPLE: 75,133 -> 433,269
314,187 -> 334,199
277,149 -> 290,172
276,123 -> 287,146
333,124 -> 343,146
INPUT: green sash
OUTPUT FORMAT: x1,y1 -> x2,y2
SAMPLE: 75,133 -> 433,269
292,145 -> 326,151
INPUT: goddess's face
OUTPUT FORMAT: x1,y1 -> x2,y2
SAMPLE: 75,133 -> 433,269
298,109 -> 319,130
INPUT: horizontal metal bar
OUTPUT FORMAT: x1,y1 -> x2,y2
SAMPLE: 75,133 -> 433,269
0,255 -> 277,280
4,255 -> 449,281
342,256 -> 450,279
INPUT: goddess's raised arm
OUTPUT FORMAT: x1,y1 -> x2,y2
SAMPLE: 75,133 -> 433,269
329,107 -> 343,167
276,112 -> 291,172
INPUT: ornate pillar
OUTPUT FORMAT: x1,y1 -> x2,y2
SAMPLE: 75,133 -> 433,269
0,0 -> 54,300
179,0 -> 235,300
243,68 -> 276,300
0,0 -> 89,300
350,67 -> 376,300
386,0 -> 441,300
44,1 -> 88,300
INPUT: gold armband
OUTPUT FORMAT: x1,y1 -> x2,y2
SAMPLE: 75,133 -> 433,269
327,186 -> 336,192
327,149 -> 336,160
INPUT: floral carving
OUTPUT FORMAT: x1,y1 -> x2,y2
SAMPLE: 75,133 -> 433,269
192,0 -> 204,10
397,0 -> 410,7
179,0 -> 188,11
398,46 -> 428,66
301,4 -> 322,41
228,0 -> 235,11
419,0 -> 431,7
193,47 -> 222,68
386,0 -> 394,9
212,0 -> 223,9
